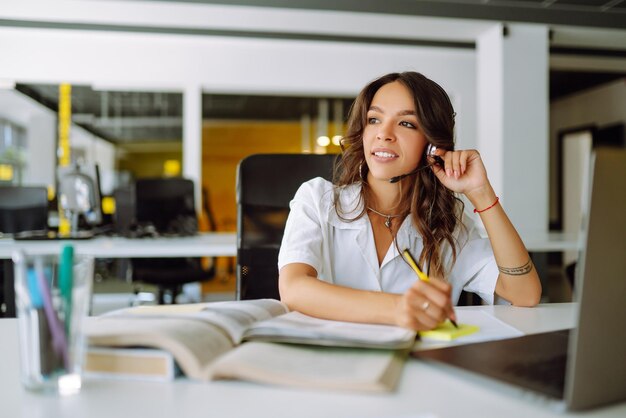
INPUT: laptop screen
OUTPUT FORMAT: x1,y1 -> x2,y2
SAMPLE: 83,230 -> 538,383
565,148 -> 626,410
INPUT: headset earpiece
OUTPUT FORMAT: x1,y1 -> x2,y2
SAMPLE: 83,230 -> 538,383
426,144 -> 444,167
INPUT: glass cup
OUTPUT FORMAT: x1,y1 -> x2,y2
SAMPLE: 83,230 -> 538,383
13,248 -> 93,395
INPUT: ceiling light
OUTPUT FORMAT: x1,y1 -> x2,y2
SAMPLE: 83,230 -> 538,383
317,136 -> 330,147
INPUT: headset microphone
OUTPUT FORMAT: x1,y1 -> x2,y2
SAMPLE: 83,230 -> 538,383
388,168 -> 419,183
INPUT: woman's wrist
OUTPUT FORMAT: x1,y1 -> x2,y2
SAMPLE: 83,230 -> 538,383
465,185 -> 497,212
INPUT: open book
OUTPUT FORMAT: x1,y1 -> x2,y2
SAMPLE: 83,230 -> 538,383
83,299 -> 414,392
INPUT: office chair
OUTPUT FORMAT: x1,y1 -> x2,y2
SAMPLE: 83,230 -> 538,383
0,186 -> 49,318
112,185 -> 135,236
130,178 -> 215,304
236,153 -> 338,300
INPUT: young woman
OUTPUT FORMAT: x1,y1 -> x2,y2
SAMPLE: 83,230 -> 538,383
278,72 -> 541,331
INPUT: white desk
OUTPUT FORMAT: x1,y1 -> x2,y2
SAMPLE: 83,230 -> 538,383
0,233 -> 237,259
519,231 -> 581,252
475,229 -> 581,252
1,303 -> 625,418
0,231 -> 579,259
0,233 -> 237,316
0,231 -> 578,258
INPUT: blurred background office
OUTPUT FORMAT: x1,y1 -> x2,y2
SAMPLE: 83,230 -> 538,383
0,0 -> 624,306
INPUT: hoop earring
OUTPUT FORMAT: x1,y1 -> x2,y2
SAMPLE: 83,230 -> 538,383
359,161 -> 368,182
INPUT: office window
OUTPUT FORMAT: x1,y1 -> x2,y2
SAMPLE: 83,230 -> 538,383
0,119 -> 26,185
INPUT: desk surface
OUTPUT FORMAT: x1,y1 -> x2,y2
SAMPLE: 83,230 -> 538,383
518,231 -> 581,252
0,231 -> 578,259
0,232 -> 237,259
1,303 -> 625,418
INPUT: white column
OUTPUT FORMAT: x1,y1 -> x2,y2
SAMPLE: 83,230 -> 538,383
182,85 -> 203,303
183,85 -> 202,212
477,23 -> 549,233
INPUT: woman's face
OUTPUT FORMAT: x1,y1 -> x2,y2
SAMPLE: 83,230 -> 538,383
363,81 -> 428,184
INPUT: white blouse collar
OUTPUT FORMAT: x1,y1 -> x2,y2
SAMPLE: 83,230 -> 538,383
326,182 -> 420,242
327,183 -> 367,229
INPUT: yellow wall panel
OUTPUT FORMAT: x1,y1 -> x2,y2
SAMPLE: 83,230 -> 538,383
201,121 -> 302,294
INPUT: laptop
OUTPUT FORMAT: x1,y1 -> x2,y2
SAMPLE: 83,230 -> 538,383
413,148 -> 626,411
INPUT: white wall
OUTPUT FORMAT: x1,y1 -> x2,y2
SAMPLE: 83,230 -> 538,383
25,112 -> 56,187
477,24 -> 549,233
0,90 -> 55,187
549,78 -> 626,224
0,89 -> 116,191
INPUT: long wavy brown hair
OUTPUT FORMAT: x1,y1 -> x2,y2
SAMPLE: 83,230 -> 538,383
333,71 -> 464,278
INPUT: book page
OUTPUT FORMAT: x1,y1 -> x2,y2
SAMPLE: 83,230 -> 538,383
84,317 -> 233,380
243,311 -> 416,349
210,341 -> 406,392
103,299 -> 289,344
85,347 -> 178,382
413,310 -> 524,351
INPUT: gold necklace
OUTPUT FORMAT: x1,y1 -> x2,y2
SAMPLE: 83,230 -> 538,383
367,207 -> 404,229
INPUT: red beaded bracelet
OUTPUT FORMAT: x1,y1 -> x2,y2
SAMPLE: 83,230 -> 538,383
474,196 -> 500,213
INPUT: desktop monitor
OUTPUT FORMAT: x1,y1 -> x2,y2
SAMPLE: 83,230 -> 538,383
0,186 -> 48,235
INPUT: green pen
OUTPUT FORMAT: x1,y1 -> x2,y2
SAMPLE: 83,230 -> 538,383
59,244 -> 74,337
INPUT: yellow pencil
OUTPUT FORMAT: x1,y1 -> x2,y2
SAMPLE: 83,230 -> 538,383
402,249 -> 429,282
402,249 -> 458,328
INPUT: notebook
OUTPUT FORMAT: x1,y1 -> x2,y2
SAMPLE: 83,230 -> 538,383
413,148 -> 626,412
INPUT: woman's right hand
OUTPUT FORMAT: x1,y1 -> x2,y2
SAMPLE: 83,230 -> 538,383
394,279 -> 456,331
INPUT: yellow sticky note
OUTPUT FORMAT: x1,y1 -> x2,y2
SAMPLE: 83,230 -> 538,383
419,321 -> 479,341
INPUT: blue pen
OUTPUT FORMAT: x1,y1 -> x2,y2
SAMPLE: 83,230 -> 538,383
27,269 -> 44,308
59,245 -> 74,338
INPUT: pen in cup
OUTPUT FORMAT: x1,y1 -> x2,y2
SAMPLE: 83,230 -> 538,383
34,256 -> 69,369
59,245 -> 74,338
402,249 -> 458,328
26,268 -> 49,374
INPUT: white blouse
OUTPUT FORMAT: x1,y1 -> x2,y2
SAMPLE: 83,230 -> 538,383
278,177 -> 501,305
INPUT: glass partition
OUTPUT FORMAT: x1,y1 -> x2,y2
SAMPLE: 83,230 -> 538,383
0,118 -> 26,185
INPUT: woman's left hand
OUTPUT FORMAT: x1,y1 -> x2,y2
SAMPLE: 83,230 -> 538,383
430,149 -> 491,197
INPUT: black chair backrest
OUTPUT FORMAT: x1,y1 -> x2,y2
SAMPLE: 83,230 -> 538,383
236,153 -> 338,300
131,178 -> 211,304
0,186 -> 48,234
135,178 -> 197,235
112,185 -> 135,235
